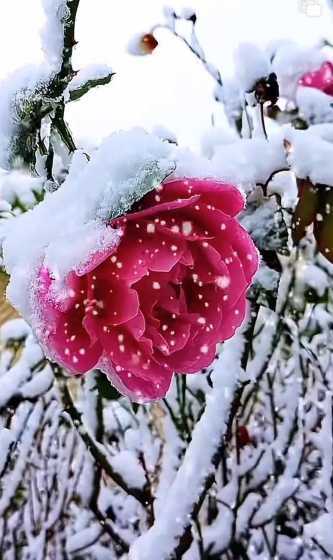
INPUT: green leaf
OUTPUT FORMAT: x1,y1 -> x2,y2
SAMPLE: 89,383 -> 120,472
107,159 -> 176,221
305,288 -> 329,305
132,403 -> 140,414
248,265 -> 280,311
68,73 -> 115,102
95,371 -> 121,401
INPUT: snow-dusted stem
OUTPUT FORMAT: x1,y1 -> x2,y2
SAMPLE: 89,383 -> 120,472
11,0 -> 80,168
151,23 -> 223,87
11,0 -> 113,170
129,335 -> 245,560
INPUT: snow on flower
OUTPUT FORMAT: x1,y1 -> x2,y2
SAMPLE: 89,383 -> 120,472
3,129 -> 174,317
32,178 -> 257,401
2,128 -> 258,402
234,43 -> 271,93
211,133 -> 286,192
271,41 -> 324,100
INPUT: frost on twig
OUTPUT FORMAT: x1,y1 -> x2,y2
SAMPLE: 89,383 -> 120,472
65,65 -> 115,102
5,0 -> 114,171
129,335 -> 245,560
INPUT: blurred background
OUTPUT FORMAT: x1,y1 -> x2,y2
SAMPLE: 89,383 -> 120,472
0,0 -> 331,148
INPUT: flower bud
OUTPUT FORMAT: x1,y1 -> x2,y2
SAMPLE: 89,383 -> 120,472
128,33 -> 158,56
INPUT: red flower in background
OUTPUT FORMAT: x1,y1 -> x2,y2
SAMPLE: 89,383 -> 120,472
36,179 -> 258,401
299,61 -> 333,96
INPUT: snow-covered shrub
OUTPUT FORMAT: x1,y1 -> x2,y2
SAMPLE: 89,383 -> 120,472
0,2 -> 332,559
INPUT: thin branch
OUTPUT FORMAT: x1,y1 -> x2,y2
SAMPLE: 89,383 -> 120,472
54,368 -> 153,508
152,23 -> 223,87
57,0 -> 80,86
68,73 -> 115,102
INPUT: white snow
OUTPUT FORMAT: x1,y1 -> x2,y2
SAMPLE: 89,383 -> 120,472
110,450 -> 146,489
0,169 -> 43,208
104,401 -> 133,432
0,318 -> 31,343
254,265 -> 279,292
152,125 -> 177,145
129,335 -> 244,560
0,65 -> 51,168
153,416 -> 184,517
211,133 -> 286,191
201,126 -> 238,158
252,477 -> 299,526
236,493 -> 261,537
0,428 -> 14,473
2,128 -> 175,319
267,169 -> 297,207
299,263 -> 329,297
0,6 -> 332,556
271,41 -> 325,100
64,64 -> 114,101
20,364 -> 53,398
297,86 -> 333,124
307,123 -> 333,142
285,127 -> 333,185
215,78 -> 242,128
41,0 -> 68,69
67,524 -> 102,554
44,221 -> 121,279
305,514 -> 333,554
0,361 -> 31,408
179,7 -> 196,20
234,43 -> 271,92
170,146 -> 214,179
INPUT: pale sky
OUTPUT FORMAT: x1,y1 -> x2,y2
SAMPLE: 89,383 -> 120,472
0,0 -> 331,148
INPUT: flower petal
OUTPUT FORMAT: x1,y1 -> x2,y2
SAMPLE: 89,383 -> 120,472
147,179 -> 244,216
50,308 -> 102,373
102,361 -> 173,402
86,275 -> 140,326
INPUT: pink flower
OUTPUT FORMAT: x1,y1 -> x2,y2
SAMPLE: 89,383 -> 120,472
299,61 -> 333,96
35,179 -> 258,401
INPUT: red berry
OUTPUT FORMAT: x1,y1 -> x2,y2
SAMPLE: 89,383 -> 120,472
237,426 -> 252,448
